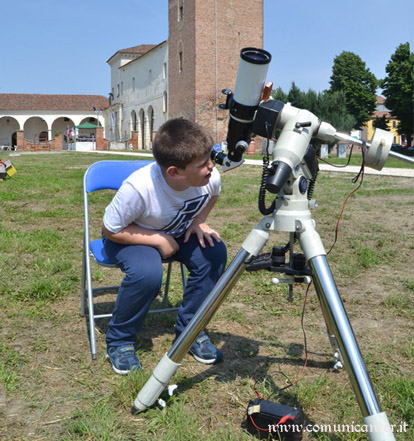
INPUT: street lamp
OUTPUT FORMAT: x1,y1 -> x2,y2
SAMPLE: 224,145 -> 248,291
93,107 -> 103,127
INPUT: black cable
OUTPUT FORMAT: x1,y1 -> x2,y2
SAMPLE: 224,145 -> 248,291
258,122 -> 276,215
307,170 -> 318,201
317,144 -> 355,168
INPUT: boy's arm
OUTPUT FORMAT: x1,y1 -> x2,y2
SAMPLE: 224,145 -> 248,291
102,223 -> 179,259
183,195 -> 221,248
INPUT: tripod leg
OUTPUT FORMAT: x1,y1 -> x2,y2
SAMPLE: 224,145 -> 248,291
132,218 -> 272,413
312,280 -> 345,369
299,220 -> 395,440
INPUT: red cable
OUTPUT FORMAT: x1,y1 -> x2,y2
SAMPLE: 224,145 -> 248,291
328,162 -> 365,255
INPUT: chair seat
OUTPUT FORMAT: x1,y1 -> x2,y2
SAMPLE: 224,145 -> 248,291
90,239 -> 116,267
90,238 -> 176,266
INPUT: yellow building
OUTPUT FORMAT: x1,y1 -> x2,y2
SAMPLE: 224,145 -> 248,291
364,96 -> 401,144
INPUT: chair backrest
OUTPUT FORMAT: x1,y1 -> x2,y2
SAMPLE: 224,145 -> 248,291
83,160 -> 154,193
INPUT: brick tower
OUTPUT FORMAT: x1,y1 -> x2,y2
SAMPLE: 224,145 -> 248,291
168,0 -> 264,144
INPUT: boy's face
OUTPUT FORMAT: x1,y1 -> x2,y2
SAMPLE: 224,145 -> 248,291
172,152 -> 214,189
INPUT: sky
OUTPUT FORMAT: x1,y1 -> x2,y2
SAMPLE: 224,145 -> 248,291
1,0 -> 412,97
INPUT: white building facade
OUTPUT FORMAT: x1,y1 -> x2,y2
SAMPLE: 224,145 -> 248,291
0,94 -> 108,149
105,42 -> 168,149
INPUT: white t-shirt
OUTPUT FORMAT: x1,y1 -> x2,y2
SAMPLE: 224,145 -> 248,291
103,162 -> 221,238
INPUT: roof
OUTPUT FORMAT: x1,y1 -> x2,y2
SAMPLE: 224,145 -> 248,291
107,44 -> 157,64
120,41 -> 167,69
0,94 -> 108,111
373,111 -> 395,119
75,122 -> 99,129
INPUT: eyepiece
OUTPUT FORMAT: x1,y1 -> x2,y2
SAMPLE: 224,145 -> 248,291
266,161 -> 292,194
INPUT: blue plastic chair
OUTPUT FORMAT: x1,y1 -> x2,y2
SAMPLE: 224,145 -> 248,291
81,160 -> 186,360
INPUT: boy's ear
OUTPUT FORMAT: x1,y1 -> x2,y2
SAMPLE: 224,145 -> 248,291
165,165 -> 182,179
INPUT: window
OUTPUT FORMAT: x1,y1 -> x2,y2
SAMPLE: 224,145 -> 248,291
179,51 -> 183,73
163,62 -> 167,79
132,77 -> 135,91
179,5 -> 183,21
163,91 -> 168,113
131,110 -> 137,131
117,84 -> 120,97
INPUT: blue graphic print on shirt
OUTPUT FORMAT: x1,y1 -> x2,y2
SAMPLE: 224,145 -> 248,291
162,194 -> 209,237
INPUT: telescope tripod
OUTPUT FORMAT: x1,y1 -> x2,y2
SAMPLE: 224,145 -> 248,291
133,171 -> 396,441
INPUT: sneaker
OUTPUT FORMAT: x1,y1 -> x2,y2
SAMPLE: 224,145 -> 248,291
189,335 -> 223,365
105,345 -> 142,375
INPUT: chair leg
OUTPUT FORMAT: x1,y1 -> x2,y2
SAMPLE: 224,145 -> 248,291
162,262 -> 173,307
84,252 -> 98,360
180,263 -> 187,288
80,250 -> 86,317
87,289 -> 98,360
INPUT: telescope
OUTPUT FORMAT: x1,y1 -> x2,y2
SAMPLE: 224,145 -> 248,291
133,47 -> 413,441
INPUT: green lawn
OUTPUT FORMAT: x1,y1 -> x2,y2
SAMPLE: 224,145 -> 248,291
0,151 -> 413,440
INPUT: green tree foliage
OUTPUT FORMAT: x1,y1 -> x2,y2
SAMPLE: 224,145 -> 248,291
271,85 -> 356,133
317,90 -> 356,132
373,115 -> 390,131
381,42 -> 414,144
329,51 -> 377,129
271,86 -> 287,103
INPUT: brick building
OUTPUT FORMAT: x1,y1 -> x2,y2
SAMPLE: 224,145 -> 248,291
106,0 -> 264,149
168,0 -> 263,143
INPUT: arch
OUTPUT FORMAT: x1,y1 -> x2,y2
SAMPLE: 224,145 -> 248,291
11,132 -> 17,148
80,117 -> 98,126
52,117 -> 75,140
147,106 -> 154,145
139,108 -> 145,149
0,117 -> 20,147
23,117 -> 48,142
131,110 -> 137,132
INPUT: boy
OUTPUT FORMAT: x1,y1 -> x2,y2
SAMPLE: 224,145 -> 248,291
102,118 -> 227,374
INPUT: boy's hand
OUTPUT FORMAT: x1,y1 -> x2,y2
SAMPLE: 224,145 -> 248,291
156,233 -> 179,259
184,218 -> 221,248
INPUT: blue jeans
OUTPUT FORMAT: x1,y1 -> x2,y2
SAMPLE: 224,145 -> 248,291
102,233 -> 227,348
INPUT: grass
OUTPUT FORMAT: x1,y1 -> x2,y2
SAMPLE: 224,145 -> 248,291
0,151 -> 413,440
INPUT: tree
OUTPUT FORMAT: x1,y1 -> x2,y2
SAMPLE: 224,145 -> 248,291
381,42 -> 414,144
373,115 -> 390,131
287,81 -> 302,104
317,90 -> 356,132
271,86 -> 287,103
271,85 -> 356,139
329,51 -> 377,129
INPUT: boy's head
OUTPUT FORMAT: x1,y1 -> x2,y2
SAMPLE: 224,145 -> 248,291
152,118 -> 213,169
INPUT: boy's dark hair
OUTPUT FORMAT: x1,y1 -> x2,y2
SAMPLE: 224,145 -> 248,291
152,118 -> 213,169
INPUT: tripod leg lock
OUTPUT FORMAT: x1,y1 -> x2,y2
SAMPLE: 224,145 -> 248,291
132,353 -> 181,414
298,219 -> 326,259
241,217 -> 273,256
363,412 -> 396,441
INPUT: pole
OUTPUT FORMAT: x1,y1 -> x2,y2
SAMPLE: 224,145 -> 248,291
132,218 -> 273,413
299,219 -> 395,441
